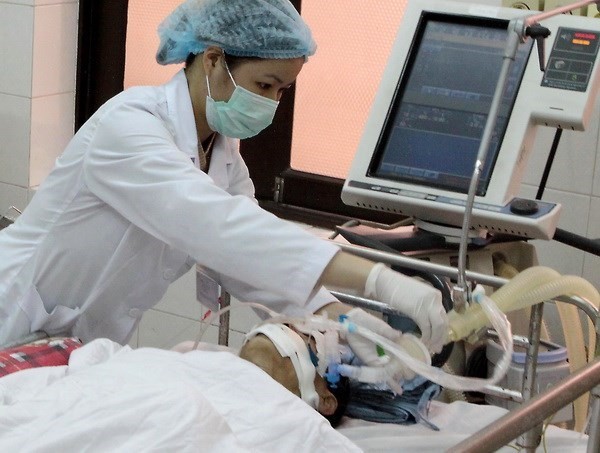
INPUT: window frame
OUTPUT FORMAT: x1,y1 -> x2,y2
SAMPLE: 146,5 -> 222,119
75,0 -> 399,229
75,0 -> 129,131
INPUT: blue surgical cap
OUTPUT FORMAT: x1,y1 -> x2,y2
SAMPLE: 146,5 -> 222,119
156,0 -> 317,65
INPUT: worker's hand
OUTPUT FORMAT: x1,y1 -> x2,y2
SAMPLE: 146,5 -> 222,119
344,307 -> 401,367
388,333 -> 430,381
364,263 -> 448,354
343,308 -> 430,385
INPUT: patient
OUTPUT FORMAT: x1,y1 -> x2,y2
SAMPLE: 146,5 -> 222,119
238,324 -> 351,427
174,322 -> 350,427
175,303 -> 434,428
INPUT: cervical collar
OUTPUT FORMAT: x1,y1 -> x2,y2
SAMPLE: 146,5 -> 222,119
245,323 -> 319,409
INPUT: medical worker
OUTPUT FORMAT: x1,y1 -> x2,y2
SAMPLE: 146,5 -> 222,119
0,0 -> 448,366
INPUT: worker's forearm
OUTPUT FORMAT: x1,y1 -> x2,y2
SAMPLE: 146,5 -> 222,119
318,250 -> 377,295
312,251 -> 378,320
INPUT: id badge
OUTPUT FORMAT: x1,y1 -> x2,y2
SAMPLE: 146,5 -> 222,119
196,265 -> 221,311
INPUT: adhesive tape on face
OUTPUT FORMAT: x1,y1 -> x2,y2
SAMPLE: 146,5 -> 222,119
246,323 -> 319,409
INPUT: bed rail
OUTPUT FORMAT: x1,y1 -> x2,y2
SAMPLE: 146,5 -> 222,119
0,206 -> 20,231
447,358 -> 600,453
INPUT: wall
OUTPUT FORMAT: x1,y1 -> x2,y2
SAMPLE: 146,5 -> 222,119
0,0 -> 78,213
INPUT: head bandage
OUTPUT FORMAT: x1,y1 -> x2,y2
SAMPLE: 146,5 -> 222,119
245,323 -> 319,409
156,0 -> 317,65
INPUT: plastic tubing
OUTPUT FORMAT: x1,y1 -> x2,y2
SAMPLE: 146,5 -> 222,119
336,294 -> 514,392
493,253 -> 551,342
491,256 -> 591,429
512,276 -> 598,358
447,266 -> 561,342
191,269 -> 598,398
200,300 -> 515,392
556,300 -> 590,432
449,273 -> 598,359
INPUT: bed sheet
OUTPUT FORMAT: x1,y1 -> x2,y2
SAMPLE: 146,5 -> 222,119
0,339 -> 360,453
337,400 -> 589,452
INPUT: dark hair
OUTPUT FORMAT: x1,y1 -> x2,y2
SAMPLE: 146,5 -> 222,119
185,52 -> 261,71
185,52 -> 197,67
223,53 -> 261,71
323,376 -> 351,428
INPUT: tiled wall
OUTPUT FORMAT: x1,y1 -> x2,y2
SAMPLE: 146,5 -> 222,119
521,97 -> 600,292
0,0 -> 78,213
0,0 -> 598,350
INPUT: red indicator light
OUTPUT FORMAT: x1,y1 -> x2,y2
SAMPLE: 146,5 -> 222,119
574,32 -> 596,40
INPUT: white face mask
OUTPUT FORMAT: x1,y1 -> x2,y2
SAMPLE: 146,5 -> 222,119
205,61 -> 279,139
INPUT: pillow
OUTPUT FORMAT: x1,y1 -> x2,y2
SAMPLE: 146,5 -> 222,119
0,337 -> 82,377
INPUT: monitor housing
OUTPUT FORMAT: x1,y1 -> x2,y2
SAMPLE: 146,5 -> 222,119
342,0 -> 600,239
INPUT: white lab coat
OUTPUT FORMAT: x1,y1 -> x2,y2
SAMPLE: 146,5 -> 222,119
0,70 -> 339,345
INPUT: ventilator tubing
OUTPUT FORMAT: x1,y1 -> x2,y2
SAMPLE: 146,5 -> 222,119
374,292 -> 514,392
449,266 -> 556,342
448,266 -> 598,342
194,297 -> 515,393
447,265 -> 600,432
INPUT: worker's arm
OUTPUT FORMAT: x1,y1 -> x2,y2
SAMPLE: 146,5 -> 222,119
318,251 -> 376,296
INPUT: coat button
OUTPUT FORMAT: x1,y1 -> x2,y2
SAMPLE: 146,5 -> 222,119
129,308 -> 142,318
163,269 -> 175,280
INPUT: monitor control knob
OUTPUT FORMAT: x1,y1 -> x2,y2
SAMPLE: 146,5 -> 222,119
510,198 -> 539,216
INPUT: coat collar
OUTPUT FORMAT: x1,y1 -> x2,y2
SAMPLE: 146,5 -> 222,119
164,70 -> 235,187
164,69 -> 198,162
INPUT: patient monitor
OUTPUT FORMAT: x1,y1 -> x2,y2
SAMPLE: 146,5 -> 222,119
342,0 -> 600,240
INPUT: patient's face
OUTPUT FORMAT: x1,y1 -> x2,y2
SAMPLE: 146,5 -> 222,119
239,334 -> 337,416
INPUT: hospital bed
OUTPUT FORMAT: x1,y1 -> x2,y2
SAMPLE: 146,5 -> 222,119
0,212 -> 597,452
0,250 -> 597,452
2,206 -> 597,452
0,335 -> 592,453
207,233 -> 599,452
1,192 -> 598,449
207,221 -> 600,452
0,309 -> 596,453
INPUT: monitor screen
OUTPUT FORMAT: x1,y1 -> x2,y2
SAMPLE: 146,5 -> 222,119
369,13 -> 533,197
